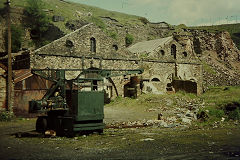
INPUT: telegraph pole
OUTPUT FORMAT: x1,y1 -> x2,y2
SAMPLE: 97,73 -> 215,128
5,0 -> 12,112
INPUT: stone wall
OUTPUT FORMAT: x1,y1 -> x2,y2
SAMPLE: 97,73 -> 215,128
0,67 -> 6,109
0,65 -> 14,111
31,54 -> 202,96
34,23 -> 127,59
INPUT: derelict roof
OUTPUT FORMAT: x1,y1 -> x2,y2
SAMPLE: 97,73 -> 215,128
128,36 -> 173,54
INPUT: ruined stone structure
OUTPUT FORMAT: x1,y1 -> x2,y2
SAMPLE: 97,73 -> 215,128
31,23 -> 203,98
128,36 -> 202,95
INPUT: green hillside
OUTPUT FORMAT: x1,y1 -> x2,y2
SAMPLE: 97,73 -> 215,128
189,23 -> 240,49
1,0 -> 240,50
1,0 -> 143,34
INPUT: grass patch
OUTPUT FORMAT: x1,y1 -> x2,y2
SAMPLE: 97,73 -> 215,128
202,61 -> 217,75
0,111 -> 15,122
201,86 -> 240,107
198,86 -> 240,122
175,90 -> 197,99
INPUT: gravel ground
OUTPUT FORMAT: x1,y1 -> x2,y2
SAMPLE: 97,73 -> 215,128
0,111 -> 240,160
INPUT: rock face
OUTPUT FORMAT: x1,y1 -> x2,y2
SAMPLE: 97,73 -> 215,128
189,30 -> 240,89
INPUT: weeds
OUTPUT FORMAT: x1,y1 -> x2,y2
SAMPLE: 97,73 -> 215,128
0,111 -> 15,122
227,108 -> 240,120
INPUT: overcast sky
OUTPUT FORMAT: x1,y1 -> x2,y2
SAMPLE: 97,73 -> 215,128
67,0 -> 240,26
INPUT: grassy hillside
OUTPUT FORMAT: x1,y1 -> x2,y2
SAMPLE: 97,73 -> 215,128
189,23 -> 240,49
1,0 -> 239,50
1,0 -> 142,34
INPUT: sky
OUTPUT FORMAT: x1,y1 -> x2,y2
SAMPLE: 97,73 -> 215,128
67,0 -> 240,26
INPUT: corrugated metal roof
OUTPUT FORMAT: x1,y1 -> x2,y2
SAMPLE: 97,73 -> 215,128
14,69 -> 33,83
128,36 -> 173,54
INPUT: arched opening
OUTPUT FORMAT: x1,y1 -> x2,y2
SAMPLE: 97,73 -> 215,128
183,51 -> 187,57
160,50 -> 165,56
90,37 -> 96,53
66,40 -> 74,47
151,78 -> 160,82
171,44 -> 177,59
113,44 -> 118,51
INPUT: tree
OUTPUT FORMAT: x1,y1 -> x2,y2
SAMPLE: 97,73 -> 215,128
11,25 -> 24,52
25,0 -> 49,38
4,25 -> 24,53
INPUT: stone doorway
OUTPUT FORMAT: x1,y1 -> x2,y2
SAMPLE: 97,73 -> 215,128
172,80 -> 197,94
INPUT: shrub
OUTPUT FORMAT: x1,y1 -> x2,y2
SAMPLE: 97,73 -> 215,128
0,111 -> 15,121
5,25 -> 24,53
228,108 -> 240,120
125,34 -> 134,47
139,17 -> 149,25
108,31 -> 117,39
208,108 -> 225,118
11,25 -> 24,52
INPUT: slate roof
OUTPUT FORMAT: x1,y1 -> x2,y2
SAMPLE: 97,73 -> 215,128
128,36 -> 173,54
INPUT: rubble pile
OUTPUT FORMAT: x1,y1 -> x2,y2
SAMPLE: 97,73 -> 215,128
106,97 -> 205,129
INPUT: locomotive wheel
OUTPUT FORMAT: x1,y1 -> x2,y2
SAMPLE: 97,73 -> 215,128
36,117 -> 47,133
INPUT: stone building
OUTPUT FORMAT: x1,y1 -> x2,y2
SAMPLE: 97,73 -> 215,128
33,23 -> 125,59
31,23 -> 203,100
128,36 -> 202,95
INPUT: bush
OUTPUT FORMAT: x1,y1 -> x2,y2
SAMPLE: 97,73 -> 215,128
139,17 -> 149,25
0,111 -> 15,121
108,31 -> 117,39
228,108 -> 240,120
5,25 -> 24,53
125,34 -> 134,47
208,108 -> 225,118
